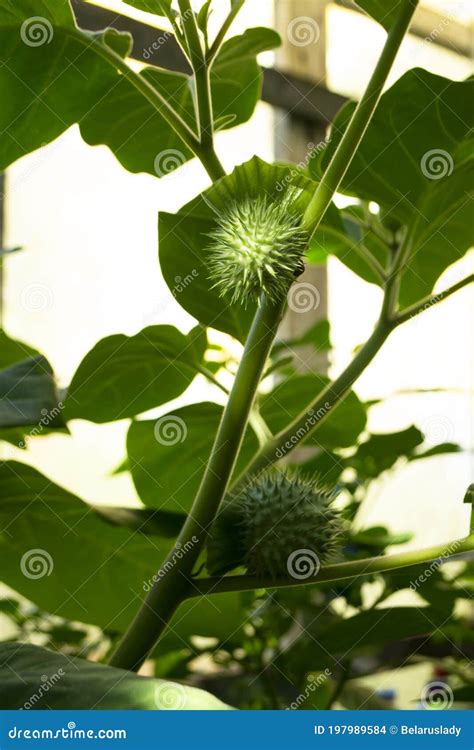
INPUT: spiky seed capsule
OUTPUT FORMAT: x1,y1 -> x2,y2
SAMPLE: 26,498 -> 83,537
207,193 -> 308,306
207,472 -> 343,578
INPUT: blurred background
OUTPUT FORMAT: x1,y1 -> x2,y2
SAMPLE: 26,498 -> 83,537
0,0 -> 472,706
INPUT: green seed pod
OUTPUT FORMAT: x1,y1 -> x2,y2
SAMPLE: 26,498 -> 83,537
207,472 -> 343,579
207,192 -> 308,306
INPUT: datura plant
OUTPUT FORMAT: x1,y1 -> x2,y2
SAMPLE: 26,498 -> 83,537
0,0 -> 473,711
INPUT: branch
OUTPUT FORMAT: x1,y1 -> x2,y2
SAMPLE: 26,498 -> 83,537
394,274 -> 474,327
178,0 -> 225,178
74,31 -> 200,153
208,0 -> 246,63
302,0 -> 418,237
188,535 -> 474,597
109,296 -> 287,671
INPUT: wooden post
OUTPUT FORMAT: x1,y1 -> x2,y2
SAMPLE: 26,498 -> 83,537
275,0 -> 330,374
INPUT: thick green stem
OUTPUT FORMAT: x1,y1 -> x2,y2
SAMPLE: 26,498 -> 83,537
109,296 -> 286,671
302,0 -> 418,238
188,535 -> 474,597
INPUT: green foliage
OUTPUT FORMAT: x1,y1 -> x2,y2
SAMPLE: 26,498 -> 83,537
0,0 -> 472,711
0,2 -> 279,175
312,70 -> 474,305
0,643 -> 230,709
127,402 -> 258,511
65,326 -> 206,423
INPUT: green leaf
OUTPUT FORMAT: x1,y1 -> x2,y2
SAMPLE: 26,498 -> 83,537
350,526 -> 413,548
0,5 -> 279,176
0,329 -> 38,368
355,1 -> 405,30
0,643 -> 230,709
261,375 -> 367,449
0,461 -> 173,630
312,71 -> 474,306
350,426 -> 424,478
93,505 -> 185,538
122,1 -> 172,17
65,326 -> 203,423
159,156 -> 323,341
127,402 -> 258,510
273,319 -> 332,355
288,606 -> 451,672
0,356 -> 65,430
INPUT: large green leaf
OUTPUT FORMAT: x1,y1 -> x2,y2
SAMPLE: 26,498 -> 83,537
0,356 -> 65,430
159,156 -> 334,341
0,462 -> 246,645
261,375 -> 367,449
0,461 -> 172,630
65,326 -> 204,423
0,2 -> 279,175
127,402 -> 258,511
0,643 -> 230,709
312,70 -> 474,306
